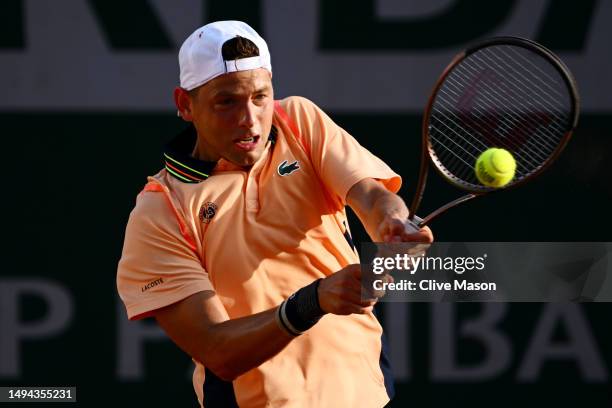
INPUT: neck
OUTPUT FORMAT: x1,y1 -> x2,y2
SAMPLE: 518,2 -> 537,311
191,137 -> 219,162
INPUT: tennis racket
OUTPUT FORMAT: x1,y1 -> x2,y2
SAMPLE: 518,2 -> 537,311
407,36 -> 580,230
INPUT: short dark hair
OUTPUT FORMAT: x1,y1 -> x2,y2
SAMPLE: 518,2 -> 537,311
221,36 -> 259,60
188,36 -> 260,99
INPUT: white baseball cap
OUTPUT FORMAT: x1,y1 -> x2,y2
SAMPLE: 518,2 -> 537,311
178,21 -> 272,91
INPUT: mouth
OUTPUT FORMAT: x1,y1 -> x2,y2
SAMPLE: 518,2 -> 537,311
233,135 -> 260,151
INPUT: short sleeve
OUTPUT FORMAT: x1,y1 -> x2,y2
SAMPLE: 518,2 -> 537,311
280,96 -> 401,203
117,189 -> 213,320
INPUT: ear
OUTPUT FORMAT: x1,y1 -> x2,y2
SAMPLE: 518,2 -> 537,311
174,87 -> 194,121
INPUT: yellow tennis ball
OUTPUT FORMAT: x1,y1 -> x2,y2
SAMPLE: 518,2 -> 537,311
475,148 -> 516,187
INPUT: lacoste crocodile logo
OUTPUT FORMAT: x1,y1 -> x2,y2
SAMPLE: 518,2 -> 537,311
277,160 -> 300,176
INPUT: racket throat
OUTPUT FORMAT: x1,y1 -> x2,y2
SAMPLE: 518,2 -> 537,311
410,193 -> 478,227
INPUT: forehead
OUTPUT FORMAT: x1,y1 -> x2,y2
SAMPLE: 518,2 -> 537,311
202,68 -> 272,97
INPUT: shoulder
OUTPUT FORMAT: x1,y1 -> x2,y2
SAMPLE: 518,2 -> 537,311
128,175 -> 180,232
276,96 -> 324,118
127,194 -> 170,237
125,180 -> 199,253
275,96 -> 334,137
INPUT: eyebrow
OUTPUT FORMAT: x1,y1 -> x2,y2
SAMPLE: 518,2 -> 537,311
212,85 -> 271,98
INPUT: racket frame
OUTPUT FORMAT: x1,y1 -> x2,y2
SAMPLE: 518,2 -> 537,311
409,36 -> 580,227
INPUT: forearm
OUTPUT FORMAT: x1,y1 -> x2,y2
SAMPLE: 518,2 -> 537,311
204,308 -> 294,380
347,178 -> 432,243
155,292 -> 294,381
156,282 -> 325,382
348,179 -> 409,242
370,191 -> 409,230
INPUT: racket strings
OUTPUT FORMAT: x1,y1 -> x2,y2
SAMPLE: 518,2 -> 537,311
430,116 -> 536,182
441,68 -> 557,164
433,91 -> 541,171
439,77 -> 553,168
451,55 -> 568,148
430,108 -> 534,174
454,58 -> 568,143
428,43 -> 573,190
503,46 -> 566,99
475,49 -> 569,130
434,87 -> 543,174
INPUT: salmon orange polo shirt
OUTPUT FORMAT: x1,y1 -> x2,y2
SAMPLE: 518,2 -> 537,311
117,96 -> 401,408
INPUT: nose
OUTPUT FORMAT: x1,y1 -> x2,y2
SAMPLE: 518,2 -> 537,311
239,101 -> 256,129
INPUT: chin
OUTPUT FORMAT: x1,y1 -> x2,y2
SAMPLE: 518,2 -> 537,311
236,152 -> 262,168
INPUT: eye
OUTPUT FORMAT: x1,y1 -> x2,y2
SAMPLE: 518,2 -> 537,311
216,98 -> 235,107
253,94 -> 268,103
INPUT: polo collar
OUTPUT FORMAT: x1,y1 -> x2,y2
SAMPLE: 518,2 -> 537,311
163,125 -> 277,184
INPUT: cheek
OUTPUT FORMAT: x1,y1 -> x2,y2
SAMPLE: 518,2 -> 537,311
203,111 -> 236,132
258,104 -> 274,126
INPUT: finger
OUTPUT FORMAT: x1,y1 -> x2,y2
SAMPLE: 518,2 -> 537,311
383,273 -> 394,285
402,219 -> 421,234
362,273 -> 394,299
342,303 -> 374,315
344,280 -> 380,303
339,288 -> 376,305
400,231 -> 432,243
386,220 -> 407,236
347,264 -> 362,279
342,283 -> 367,299
421,226 -> 434,242
354,305 -> 375,315
380,217 -> 407,242
356,298 -> 378,307
401,225 -> 434,243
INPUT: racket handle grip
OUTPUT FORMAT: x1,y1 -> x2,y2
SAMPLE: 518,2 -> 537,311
406,215 -> 424,232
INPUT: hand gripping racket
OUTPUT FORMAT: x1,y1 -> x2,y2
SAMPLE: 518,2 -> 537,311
407,37 -> 580,230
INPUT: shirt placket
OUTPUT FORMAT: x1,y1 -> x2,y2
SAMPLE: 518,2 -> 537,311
244,148 -> 269,213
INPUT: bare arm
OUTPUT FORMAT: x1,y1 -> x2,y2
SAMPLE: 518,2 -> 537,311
155,265 -> 376,381
155,290 -> 293,381
346,177 -> 433,243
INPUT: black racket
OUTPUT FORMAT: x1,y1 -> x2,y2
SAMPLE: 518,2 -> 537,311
407,37 -> 580,230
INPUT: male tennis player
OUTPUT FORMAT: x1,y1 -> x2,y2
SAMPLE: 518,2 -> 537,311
117,20 -> 433,407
